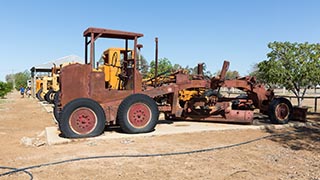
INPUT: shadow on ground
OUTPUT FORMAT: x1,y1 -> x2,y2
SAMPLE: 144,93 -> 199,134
265,113 -> 320,152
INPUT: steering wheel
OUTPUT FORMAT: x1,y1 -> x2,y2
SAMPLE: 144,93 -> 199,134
111,52 -> 118,67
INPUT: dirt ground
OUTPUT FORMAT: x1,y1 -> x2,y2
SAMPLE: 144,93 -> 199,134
0,91 -> 319,180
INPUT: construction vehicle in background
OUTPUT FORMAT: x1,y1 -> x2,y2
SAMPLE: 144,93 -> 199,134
36,63 -> 72,103
36,74 -> 59,103
44,64 -> 61,103
54,27 -> 294,138
35,77 -> 44,101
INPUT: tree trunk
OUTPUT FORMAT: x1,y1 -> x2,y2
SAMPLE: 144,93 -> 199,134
296,96 -> 301,107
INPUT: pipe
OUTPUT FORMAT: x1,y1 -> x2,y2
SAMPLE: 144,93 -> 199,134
125,39 -> 128,62
85,36 -> 88,64
90,33 -> 95,68
133,37 -> 137,93
154,37 -> 158,87
197,63 -> 204,76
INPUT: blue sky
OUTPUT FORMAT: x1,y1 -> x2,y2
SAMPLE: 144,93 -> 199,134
0,0 -> 319,81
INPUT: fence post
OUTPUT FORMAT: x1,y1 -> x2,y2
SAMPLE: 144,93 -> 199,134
315,97 -> 318,113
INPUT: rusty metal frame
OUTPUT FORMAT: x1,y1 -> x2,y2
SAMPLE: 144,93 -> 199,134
58,27 -> 284,127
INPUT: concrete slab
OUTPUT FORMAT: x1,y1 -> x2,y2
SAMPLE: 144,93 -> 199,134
41,100 -> 313,145
45,119 -> 311,146
46,127 -> 71,145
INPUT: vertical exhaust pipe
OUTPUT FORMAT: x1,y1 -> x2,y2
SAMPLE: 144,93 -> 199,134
154,37 -> 158,87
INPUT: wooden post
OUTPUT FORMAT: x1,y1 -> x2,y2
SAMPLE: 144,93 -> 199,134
315,97 -> 318,112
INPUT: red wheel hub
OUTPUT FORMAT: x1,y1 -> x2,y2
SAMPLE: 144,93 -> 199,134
275,103 -> 289,121
128,103 -> 151,128
69,108 -> 97,135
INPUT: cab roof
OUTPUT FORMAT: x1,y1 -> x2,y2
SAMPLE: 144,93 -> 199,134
83,27 -> 144,40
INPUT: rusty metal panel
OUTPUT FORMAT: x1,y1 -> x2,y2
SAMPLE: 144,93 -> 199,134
178,110 -> 253,124
89,71 -> 106,102
60,64 -> 91,107
291,106 -> 308,122
225,110 -> 254,123
100,100 -> 122,122
176,73 -> 190,84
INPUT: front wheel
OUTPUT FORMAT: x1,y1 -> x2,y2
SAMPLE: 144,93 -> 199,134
268,97 -> 292,124
117,94 -> 159,133
59,98 -> 106,138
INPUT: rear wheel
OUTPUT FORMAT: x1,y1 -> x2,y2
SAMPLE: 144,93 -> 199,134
117,94 -> 159,133
44,89 -> 55,104
53,91 -> 61,123
36,88 -> 45,101
268,98 -> 292,124
59,98 -> 106,138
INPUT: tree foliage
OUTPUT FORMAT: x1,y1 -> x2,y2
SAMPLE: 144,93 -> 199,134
148,58 -> 173,78
148,58 -> 213,78
249,63 -> 268,84
137,55 -> 149,78
257,41 -> 320,106
149,58 -> 212,77
5,70 -> 31,90
214,70 -> 240,80
0,81 -> 13,98
186,63 -> 213,77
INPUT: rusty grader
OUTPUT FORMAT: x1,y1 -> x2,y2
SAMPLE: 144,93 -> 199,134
54,27 -> 294,138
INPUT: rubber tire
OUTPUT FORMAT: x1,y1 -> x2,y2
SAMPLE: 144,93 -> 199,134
268,97 -> 292,124
53,91 -> 61,123
59,98 -> 106,138
36,88 -> 45,101
44,89 -> 55,104
53,91 -> 60,105
117,94 -> 159,134
53,105 -> 60,124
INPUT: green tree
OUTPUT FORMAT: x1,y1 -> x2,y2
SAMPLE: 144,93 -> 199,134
249,63 -> 268,84
172,64 -> 182,71
148,59 -> 212,78
187,63 -> 213,77
214,70 -> 240,80
6,70 -> 31,90
148,58 -> 173,78
137,55 -> 149,78
0,81 -> 13,98
257,42 -> 320,106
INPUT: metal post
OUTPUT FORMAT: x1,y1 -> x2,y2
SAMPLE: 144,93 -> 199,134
133,36 -> 137,93
90,33 -> 95,67
85,36 -> 88,64
197,63 -> 204,76
154,37 -> 158,87
125,39 -> 128,61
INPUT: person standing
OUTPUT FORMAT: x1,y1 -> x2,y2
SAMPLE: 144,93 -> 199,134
19,85 -> 25,98
26,87 -> 31,98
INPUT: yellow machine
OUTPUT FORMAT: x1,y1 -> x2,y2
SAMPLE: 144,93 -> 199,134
179,89 -> 200,101
35,78 -> 43,93
36,63 -> 67,102
36,76 -> 53,101
98,48 -> 134,89
50,65 -> 60,92
35,48 -> 137,103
